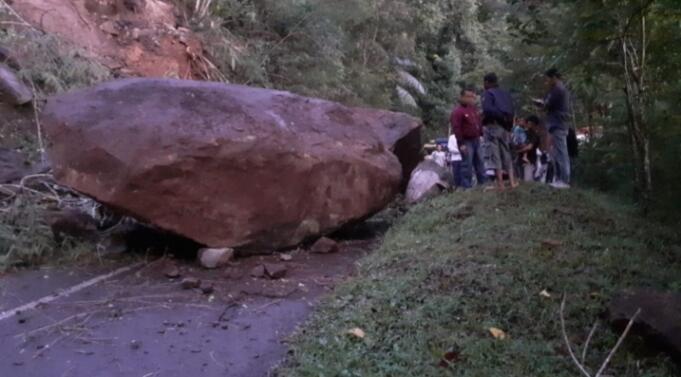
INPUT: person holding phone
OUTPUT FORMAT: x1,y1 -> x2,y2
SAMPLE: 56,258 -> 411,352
535,68 -> 571,188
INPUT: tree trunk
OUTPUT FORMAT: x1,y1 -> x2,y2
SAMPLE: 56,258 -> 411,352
621,31 -> 652,212
586,101 -> 594,143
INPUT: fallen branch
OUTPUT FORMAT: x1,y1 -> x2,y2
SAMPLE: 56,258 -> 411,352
560,295 -> 592,377
0,185 -> 18,201
29,81 -> 46,162
193,0 -> 213,21
0,20 -> 29,26
595,308 -> 641,377
0,173 -> 82,210
560,294 -> 642,377
16,311 -> 95,340
0,183 -> 59,202
0,0 -> 40,32
581,322 -> 599,365
19,173 -> 53,188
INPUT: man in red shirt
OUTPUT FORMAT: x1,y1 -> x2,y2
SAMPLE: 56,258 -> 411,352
450,88 -> 486,188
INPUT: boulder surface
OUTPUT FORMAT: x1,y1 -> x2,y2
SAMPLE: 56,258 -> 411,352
405,160 -> 452,204
607,288 -> 681,364
42,78 -> 421,250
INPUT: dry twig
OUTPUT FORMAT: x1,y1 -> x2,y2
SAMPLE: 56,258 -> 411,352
560,294 -> 642,377
581,322 -> 599,364
193,0 -> 213,21
0,183 -> 59,202
19,173 -> 53,188
29,81 -> 46,161
0,0 -> 40,32
560,295 -> 592,377
15,311 -> 96,340
594,308 -> 641,377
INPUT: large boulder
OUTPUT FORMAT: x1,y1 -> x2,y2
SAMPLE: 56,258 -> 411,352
353,107 -> 421,189
405,160 -> 452,204
42,78 -> 421,250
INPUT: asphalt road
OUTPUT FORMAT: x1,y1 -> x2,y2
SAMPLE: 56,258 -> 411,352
0,240 -> 374,377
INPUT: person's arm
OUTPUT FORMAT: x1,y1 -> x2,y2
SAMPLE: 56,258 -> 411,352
544,86 -> 564,113
517,132 -> 539,153
482,90 -> 504,124
516,142 -> 535,153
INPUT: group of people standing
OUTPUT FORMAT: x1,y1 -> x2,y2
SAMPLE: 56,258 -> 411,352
447,69 -> 573,190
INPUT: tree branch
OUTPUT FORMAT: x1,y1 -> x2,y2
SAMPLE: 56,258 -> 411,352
581,322 -> 599,365
561,294 -> 643,377
622,0 -> 655,36
0,0 -> 40,32
594,308 -> 641,377
560,295 -> 593,377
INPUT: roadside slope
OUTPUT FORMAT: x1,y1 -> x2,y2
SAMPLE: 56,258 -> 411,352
281,185 -> 681,376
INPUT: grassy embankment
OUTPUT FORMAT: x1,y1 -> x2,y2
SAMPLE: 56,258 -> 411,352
282,184 -> 680,376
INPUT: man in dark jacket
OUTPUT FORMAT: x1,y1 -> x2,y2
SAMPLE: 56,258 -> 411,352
536,68 -> 571,188
482,72 -> 518,190
450,88 -> 485,188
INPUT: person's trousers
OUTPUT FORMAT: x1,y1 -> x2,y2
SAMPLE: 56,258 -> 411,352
550,128 -> 571,184
461,139 -> 486,188
451,161 -> 463,187
522,163 -> 535,182
485,125 -> 513,174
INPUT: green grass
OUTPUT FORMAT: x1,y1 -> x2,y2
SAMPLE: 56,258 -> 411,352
0,194 -> 101,272
0,15 -> 111,159
0,14 -> 112,271
0,28 -> 110,95
280,184 -> 681,376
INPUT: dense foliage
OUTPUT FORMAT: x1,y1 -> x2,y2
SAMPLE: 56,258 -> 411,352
180,0 -> 680,216
0,28 -> 110,95
177,0 -> 511,138
2,1 -> 679,216
505,0 -> 681,215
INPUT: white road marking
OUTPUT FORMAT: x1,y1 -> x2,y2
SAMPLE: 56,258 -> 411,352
0,262 -> 145,322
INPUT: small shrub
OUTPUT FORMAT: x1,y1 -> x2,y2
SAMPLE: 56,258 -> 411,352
0,193 -> 56,269
0,191 -> 97,271
0,27 -> 110,95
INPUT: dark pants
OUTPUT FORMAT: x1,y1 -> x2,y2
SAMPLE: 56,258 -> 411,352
461,139 -> 486,188
451,161 -> 464,187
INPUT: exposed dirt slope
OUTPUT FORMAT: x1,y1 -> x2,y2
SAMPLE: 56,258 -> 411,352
12,0 -> 207,78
